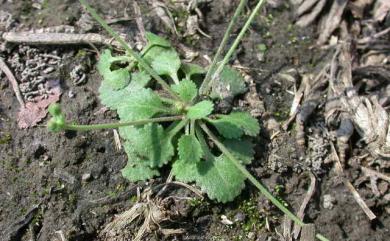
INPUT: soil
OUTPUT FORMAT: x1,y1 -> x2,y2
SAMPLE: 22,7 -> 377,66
0,1 -> 389,241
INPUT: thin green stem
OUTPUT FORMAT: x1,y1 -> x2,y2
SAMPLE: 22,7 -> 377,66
203,0 -> 267,95
64,115 -> 184,131
199,0 -> 247,95
199,122 -> 329,241
167,119 -> 188,139
79,0 -> 180,100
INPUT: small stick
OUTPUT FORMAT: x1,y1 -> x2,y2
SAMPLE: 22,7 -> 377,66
358,27 -> 390,44
293,172 -> 316,239
0,57 -> 25,107
2,32 -> 122,48
331,143 -> 377,220
133,1 -> 147,43
361,167 -> 390,183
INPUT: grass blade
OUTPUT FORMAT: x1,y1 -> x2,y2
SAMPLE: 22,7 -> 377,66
199,0 -> 247,95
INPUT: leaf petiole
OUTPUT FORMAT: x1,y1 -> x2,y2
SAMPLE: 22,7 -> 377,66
199,122 -> 329,241
53,116 -> 184,132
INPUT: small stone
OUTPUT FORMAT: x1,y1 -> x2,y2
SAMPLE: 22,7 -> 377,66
323,194 -> 336,209
81,173 -> 92,182
220,215 -> 233,225
247,232 -> 255,239
234,212 -> 246,222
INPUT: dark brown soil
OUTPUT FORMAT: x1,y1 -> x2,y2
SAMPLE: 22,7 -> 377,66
1,1 -> 389,241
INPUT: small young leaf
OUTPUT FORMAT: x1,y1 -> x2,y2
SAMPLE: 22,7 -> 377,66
196,155 -> 246,203
124,123 -> 174,168
172,79 -> 198,102
178,135 -> 203,163
151,50 -> 181,81
181,63 -> 205,79
210,66 -> 247,99
97,49 -> 131,90
145,32 -> 171,48
117,88 -> 170,121
187,100 -> 213,119
208,112 -> 260,138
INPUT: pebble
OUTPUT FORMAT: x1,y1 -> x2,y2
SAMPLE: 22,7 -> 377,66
234,212 -> 246,222
323,194 -> 336,209
81,173 -> 92,182
220,215 -> 233,225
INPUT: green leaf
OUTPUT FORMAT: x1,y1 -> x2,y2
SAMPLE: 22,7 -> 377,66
128,71 -> 151,90
223,139 -> 255,165
142,33 -> 173,67
99,71 -> 151,109
178,135 -> 203,163
172,79 -> 198,102
124,123 -> 174,168
181,63 -> 205,79
210,66 -> 247,99
151,50 -> 181,80
121,162 -> 160,182
209,121 -> 242,139
121,142 -> 160,181
208,112 -> 260,138
97,49 -> 131,90
145,32 -> 171,48
116,88 -> 170,121
187,100 -> 213,119
196,155 -> 246,203
172,159 -> 198,183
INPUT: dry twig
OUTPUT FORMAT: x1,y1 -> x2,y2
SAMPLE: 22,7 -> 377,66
331,143 -> 377,220
0,57 -> 24,107
293,172 -> 316,239
2,32 -> 122,48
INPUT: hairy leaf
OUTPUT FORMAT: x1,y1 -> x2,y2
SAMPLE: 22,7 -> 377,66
210,66 -> 247,99
97,49 -> 131,90
145,32 -> 171,48
223,139 -> 255,165
172,79 -> 198,102
121,162 -> 160,182
209,112 -> 260,138
124,123 -> 174,168
178,135 -> 203,163
99,71 -> 151,109
187,100 -> 213,119
181,63 -> 205,79
121,143 -> 160,181
143,33 -> 173,65
172,159 -> 198,183
116,88 -> 170,121
196,155 -> 246,203
151,50 -> 181,80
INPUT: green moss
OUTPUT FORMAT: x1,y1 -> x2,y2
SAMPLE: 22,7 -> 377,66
0,133 -> 12,144
237,196 -> 266,233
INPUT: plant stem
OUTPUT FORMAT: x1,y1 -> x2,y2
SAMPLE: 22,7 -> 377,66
63,115 -> 184,131
202,0 -> 267,95
79,0 -> 180,100
199,0 -> 247,95
199,122 -> 329,241
167,119 -> 188,138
